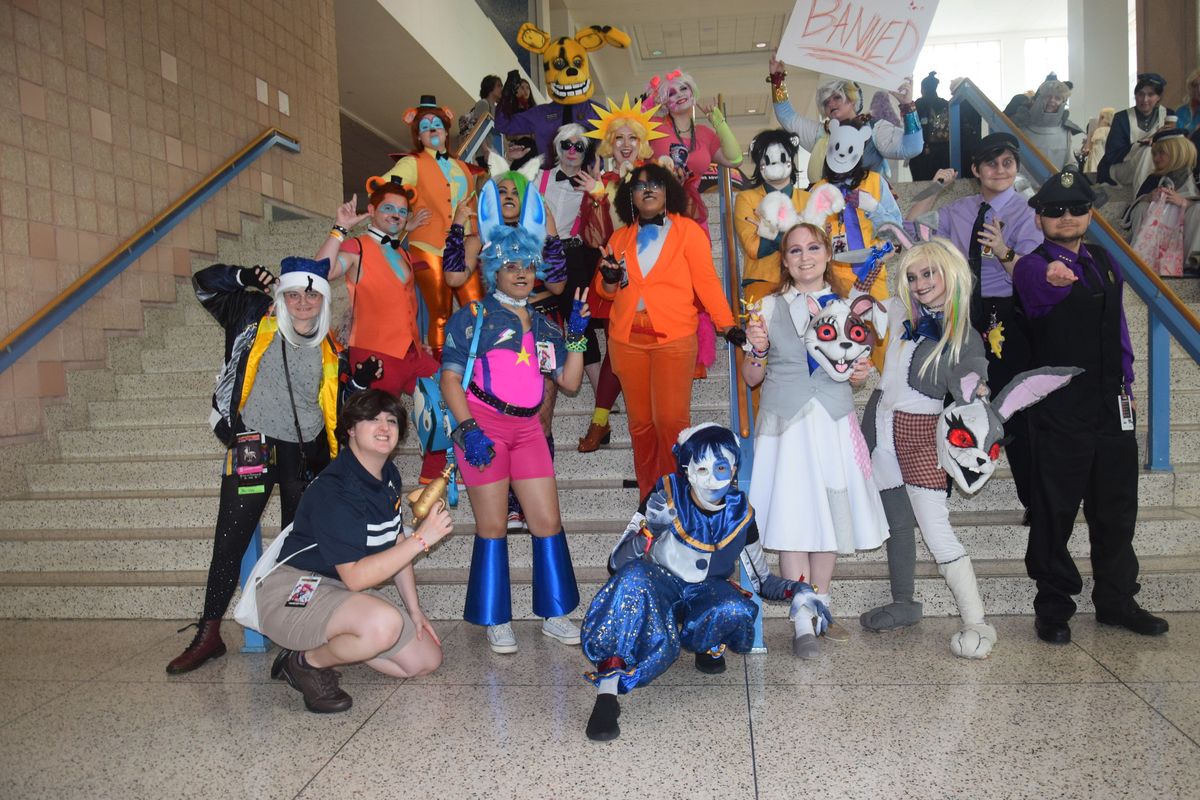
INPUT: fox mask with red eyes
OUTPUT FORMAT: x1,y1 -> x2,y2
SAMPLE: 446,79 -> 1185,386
803,293 -> 887,382
938,367 -> 1082,494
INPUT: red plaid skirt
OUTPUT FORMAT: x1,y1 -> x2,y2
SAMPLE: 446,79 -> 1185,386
892,411 -> 946,491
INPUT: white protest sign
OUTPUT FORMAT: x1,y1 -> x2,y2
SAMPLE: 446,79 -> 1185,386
777,0 -> 940,90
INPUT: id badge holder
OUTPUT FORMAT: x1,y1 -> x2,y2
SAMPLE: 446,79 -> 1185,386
535,340 -> 557,374
233,431 -> 270,495
1118,394 -> 1135,431
285,575 -> 321,607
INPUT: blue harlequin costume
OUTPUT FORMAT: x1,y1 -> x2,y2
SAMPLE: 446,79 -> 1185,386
580,425 -> 824,697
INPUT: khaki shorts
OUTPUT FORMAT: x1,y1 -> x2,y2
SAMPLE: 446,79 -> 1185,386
257,564 -> 416,659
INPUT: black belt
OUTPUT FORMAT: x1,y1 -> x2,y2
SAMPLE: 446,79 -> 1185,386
561,236 -> 584,249
469,382 -> 541,417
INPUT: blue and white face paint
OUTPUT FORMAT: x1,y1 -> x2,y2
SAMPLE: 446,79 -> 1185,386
685,447 -> 736,510
419,115 -> 446,150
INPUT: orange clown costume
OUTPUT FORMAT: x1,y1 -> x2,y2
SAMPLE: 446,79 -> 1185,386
382,95 -> 484,353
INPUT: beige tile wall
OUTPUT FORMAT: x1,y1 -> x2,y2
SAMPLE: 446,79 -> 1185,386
0,0 -> 342,439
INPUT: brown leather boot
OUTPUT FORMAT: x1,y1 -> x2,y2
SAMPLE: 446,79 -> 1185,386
278,650 -> 353,714
166,619 -> 227,674
577,422 -> 611,453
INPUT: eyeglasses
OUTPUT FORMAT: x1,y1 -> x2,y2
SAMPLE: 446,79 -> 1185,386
1039,204 -> 1091,218
632,179 -> 664,193
500,263 -> 534,273
559,140 -> 586,153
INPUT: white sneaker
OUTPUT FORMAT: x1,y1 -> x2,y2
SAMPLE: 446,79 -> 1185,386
486,623 -> 518,654
506,510 -> 525,530
541,615 -> 581,645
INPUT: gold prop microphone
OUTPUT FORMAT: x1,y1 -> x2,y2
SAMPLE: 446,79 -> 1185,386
407,463 -> 455,522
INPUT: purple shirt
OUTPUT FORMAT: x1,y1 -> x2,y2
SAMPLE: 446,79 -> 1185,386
927,187 -> 1042,298
494,102 -> 601,161
1013,240 -> 1135,389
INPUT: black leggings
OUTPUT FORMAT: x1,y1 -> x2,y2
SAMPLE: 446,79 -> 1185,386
200,436 -> 329,620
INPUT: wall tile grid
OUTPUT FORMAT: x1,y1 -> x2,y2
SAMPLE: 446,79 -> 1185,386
0,0 -> 342,439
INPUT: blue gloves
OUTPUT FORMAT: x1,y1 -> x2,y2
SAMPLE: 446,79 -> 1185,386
644,491 -> 676,537
567,297 -> 590,336
451,419 -> 495,468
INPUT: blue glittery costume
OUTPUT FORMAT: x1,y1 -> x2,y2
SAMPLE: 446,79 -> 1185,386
582,462 -> 815,693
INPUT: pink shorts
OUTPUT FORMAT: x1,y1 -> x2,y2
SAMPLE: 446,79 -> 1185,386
454,397 -> 553,486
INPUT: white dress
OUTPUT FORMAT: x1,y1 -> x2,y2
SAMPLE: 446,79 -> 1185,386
748,288 -> 889,555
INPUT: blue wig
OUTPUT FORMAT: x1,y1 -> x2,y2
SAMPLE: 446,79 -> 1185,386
672,423 -> 740,476
479,224 -> 545,291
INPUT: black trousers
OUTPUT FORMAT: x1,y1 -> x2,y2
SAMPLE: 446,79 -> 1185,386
979,296 -> 1033,508
1024,406 -> 1140,622
200,436 -> 329,620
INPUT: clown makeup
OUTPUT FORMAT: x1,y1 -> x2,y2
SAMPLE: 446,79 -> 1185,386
823,90 -> 855,121
759,143 -> 794,186
612,125 -> 641,168
781,226 -> 829,293
370,195 -> 409,235
418,114 -> 446,151
686,447 -> 736,510
497,179 -> 521,223
282,289 -> 323,332
665,81 -> 694,114
905,260 -> 947,310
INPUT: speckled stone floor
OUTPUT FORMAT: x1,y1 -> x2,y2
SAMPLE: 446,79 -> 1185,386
1,614 -> 1198,799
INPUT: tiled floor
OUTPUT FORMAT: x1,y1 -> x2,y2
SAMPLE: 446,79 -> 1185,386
1,615 -> 1198,799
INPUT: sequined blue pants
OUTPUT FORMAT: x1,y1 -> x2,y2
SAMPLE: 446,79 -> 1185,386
581,560 -> 758,693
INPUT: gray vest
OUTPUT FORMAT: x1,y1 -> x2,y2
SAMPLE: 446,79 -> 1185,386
759,295 -> 855,421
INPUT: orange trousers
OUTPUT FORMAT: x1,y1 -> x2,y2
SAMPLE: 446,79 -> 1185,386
608,312 -> 699,499
412,252 -> 485,352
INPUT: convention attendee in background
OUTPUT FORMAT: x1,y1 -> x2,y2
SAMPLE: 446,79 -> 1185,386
167,257 -> 355,675
1014,168 -> 1169,644
1009,78 -> 1081,170
461,74 -> 502,137
381,95 -> 483,357
497,70 -> 534,120
1082,108 -> 1116,175
905,133 -> 1042,516
644,69 -> 744,230
593,163 -> 740,498
261,390 -> 452,714
1175,68 -> 1200,134
768,56 -> 921,180
734,129 -> 810,304
1099,73 -> 1169,190
910,71 -> 951,181
1125,129 -> 1200,276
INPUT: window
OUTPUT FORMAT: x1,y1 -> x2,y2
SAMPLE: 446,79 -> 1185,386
1023,37 -> 1069,91
914,40 -> 1003,105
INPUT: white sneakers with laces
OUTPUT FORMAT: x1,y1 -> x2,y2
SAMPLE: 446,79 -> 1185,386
486,623 -> 518,654
541,615 -> 581,645
487,618 -> 581,653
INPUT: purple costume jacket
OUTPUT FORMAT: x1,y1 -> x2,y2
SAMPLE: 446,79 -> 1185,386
495,102 -> 601,159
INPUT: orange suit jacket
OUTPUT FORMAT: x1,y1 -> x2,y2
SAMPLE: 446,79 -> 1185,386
601,214 -> 735,344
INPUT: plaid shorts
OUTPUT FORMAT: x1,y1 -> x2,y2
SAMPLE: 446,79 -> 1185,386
892,411 -> 946,491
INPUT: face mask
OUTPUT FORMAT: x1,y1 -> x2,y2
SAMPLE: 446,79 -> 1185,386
760,143 -> 793,182
685,450 -> 735,509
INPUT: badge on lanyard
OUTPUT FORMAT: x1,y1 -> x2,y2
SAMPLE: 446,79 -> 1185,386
286,575 -> 321,607
536,340 -> 557,373
231,431 -> 270,494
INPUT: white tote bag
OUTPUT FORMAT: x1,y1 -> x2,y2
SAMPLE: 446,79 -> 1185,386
232,523 -> 317,633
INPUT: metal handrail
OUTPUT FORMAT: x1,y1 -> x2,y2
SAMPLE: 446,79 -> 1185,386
0,127 -> 301,374
718,165 -> 752,441
949,78 -> 1199,469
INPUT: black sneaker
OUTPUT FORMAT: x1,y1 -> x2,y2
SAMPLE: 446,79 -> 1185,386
694,650 -> 727,674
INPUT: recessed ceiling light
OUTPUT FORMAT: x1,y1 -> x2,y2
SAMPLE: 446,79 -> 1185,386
754,42 -> 768,48
747,108 -> 757,113
651,49 -> 663,56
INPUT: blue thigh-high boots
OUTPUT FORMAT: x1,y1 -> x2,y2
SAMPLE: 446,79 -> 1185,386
531,530 -> 580,618
464,535 -> 512,626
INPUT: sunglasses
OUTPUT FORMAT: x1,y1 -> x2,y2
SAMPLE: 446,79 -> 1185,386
632,179 -> 664,193
559,140 -> 587,153
1039,204 -> 1091,218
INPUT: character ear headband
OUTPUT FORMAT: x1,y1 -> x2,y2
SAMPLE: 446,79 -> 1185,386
486,149 -> 542,185
363,174 -> 413,202
477,179 -> 547,249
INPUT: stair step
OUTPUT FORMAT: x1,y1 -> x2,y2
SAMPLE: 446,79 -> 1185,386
1,507 -> 1195,573
1,554 -> 1195,619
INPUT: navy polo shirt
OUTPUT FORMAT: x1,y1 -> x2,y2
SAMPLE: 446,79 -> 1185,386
277,448 -> 405,579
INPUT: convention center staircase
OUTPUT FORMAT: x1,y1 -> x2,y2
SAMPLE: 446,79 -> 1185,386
1,84 -> 1199,629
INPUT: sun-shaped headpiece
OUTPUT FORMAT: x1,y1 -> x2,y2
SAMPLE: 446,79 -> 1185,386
584,93 -> 668,143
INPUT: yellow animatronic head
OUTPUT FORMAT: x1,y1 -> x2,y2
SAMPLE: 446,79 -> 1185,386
516,22 -> 631,105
